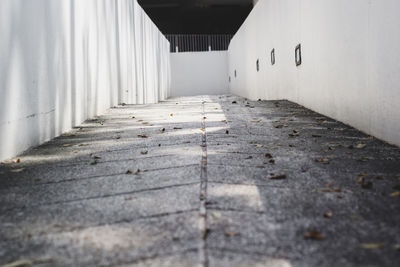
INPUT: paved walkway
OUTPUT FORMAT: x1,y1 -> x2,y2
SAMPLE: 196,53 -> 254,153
1,95 -> 400,267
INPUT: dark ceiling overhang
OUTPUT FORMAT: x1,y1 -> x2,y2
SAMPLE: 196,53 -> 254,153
138,0 -> 253,34
140,0 -> 253,8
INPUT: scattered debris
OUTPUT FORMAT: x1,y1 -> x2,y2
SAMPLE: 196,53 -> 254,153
141,150 -> 148,155
160,128 -> 166,133
245,156 -> 253,160
13,158 -> 21,163
225,130 -> 229,134
390,192 -> 400,197
304,230 -> 326,240
323,211 -> 333,218
359,243 -> 383,250
358,156 -> 370,162
289,130 -> 300,137
89,160 -> 98,165
170,113 -> 174,117
232,101 -> 237,104
251,119 -> 261,123
265,153 -> 273,159
225,231 -> 240,237
63,144 -> 72,147
138,134 -> 148,138
316,158 -> 330,164
211,211 -> 222,219
173,127 -> 182,130
126,170 -> 133,174
270,174 -> 287,180
256,144 -> 263,148
358,176 -> 373,189
356,143 -> 367,149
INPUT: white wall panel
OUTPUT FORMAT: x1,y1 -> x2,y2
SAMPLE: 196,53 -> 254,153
170,51 -> 229,97
228,0 -> 400,146
0,0 -> 171,160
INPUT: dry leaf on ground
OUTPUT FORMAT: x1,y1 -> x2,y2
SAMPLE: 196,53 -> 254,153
304,230 -> 326,240
356,143 -> 367,149
225,231 -> 240,237
359,243 -> 383,249
390,192 -> 400,197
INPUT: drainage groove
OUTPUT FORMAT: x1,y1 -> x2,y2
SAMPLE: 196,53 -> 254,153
198,100 -> 209,267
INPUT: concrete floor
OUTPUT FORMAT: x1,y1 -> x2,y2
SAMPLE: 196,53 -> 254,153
1,95 -> 400,267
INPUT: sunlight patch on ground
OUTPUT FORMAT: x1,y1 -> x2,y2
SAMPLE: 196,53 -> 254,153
208,184 -> 263,209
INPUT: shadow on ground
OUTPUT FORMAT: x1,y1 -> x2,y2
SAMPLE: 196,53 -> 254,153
0,95 -> 399,266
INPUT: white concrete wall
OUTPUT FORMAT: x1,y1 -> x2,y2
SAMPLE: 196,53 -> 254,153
0,0 -> 171,161
228,0 -> 400,146
170,51 -> 229,97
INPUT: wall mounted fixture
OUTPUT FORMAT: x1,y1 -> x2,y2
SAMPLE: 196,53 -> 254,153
256,59 -> 260,72
271,48 -> 275,65
234,70 -> 237,77
295,44 -> 302,66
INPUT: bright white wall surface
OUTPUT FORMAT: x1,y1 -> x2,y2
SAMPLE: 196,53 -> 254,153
170,51 -> 229,97
228,0 -> 400,146
0,0 -> 170,161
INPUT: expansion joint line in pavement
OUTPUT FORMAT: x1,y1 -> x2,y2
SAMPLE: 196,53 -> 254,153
198,100 -> 209,267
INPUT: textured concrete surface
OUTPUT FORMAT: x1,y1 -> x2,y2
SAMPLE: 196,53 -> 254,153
1,95 -> 400,267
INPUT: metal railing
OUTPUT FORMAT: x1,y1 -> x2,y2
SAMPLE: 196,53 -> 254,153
165,34 -> 233,53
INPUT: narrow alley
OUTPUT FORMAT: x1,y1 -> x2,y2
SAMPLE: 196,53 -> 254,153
1,95 -> 399,266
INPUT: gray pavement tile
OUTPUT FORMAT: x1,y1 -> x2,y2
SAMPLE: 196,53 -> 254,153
0,213 -> 199,267
1,95 -> 399,267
